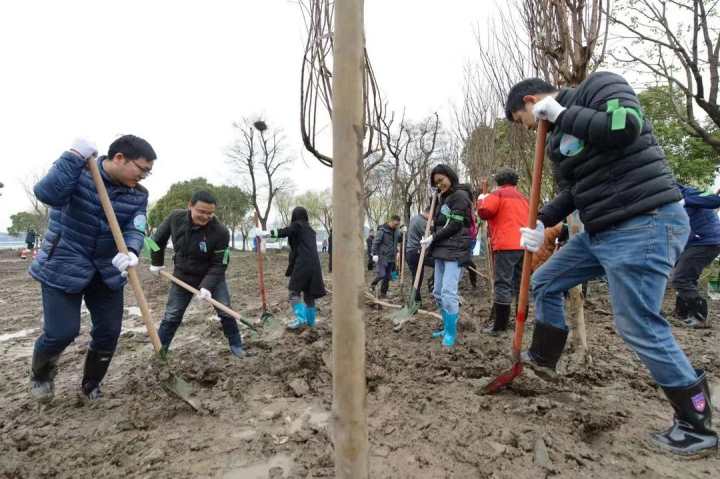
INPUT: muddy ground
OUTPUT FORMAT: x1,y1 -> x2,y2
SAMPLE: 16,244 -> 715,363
1,248 -> 719,478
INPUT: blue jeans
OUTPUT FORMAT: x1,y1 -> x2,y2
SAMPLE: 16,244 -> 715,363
34,274 -> 125,357
532,202 -> 696,387
157,279 -> 240,348
433,259 -> 462,314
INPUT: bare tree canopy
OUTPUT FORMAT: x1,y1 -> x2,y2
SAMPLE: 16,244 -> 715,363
226,118 -> 291,230
298,0 -> 385,167
610,0 -> 720,152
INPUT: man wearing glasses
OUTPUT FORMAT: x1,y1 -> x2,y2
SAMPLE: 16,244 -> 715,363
148,191 -> 249,358
29,135 -> 156,402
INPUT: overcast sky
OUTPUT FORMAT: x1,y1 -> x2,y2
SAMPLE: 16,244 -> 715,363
0,0 -> 491,232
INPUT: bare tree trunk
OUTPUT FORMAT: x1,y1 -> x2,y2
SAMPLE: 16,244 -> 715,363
332,0 -> 368,477
565,211 -> 592,365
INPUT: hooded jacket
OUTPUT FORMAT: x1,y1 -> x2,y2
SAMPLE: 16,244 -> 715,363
30,153 -> 148,293
372,223 -> 399,266
274,207 -> 326,298
477,185 -> 529,251
151,209 -> 230,291
679,184 -> 720,247
537,71 -> 682,233
428,164 -> 472,263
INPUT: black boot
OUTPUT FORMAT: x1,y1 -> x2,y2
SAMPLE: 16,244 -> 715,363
81,349 -> 114,400
483,303 -> 510,334
683,297 -> 709,329
674,295 -> 689,320
650,369 -> 719,456
30,347 -> 60,403
521,322 -> 568,376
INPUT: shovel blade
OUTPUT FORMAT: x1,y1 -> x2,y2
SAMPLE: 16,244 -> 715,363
481,361 -> 523,395
161,374 -> 202,412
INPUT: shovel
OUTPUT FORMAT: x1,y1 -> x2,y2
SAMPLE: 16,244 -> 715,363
86,158 -> 200,411
158,271 -> 259,334
391,191 -> 438,328
253,212 -> 277,329
482,119 -> 549,395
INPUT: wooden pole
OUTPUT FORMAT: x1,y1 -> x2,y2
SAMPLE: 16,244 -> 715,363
332,0 -> 369,477
86,159 -> 162,353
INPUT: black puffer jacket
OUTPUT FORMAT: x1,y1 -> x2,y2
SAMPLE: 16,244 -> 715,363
274,207 -> 326,298
151,209 -> 230,291
429,165 -> 472,263
372,223 -> 399,266
538,71 -> 682,233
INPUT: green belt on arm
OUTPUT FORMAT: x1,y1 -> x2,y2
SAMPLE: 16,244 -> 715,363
142,236 -> 161,259
606,98 -> 644,131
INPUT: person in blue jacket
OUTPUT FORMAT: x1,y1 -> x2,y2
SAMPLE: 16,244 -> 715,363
29,135 -> 156,403
672,184 -> 720,328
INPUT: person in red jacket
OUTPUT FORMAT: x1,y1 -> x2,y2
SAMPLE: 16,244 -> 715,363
477,168 -> 529,333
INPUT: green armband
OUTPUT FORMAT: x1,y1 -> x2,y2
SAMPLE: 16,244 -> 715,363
606,99 -> 644,131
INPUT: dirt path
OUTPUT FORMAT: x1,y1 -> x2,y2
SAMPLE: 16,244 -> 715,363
1,249 -> 718,478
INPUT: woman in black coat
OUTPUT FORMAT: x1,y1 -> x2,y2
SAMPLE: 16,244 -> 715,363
268,207 -> 326,329
421,164 -> 472,348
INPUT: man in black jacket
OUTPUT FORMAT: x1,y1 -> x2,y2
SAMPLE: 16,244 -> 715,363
506,72 -> 716,456
150,191 -> 247,358
370,215 -> 401,298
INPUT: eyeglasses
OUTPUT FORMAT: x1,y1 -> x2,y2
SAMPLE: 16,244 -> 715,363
130,160 -> 153,178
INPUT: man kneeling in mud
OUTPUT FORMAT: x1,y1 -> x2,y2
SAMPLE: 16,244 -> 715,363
506,72 -> 717,456
150,190 -> 250,358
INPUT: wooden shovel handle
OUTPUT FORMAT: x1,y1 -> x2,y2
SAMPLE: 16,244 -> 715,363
159,270 -> 258,331
512,119 -> 549,358
86,158 -> 162,353
412,192 -> 437,291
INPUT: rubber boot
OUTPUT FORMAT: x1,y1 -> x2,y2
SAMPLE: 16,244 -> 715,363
442,311 -> 459,348
305,306 -> 317,328
30,347 -> 60,403
650,369 -> 719,456
287,303 -> 307,330
483,303 -> 510,335
432,309 -> 446,339
683,297 -> 709,329
81,349 -> 114,401
157,318 -> 182,352
674,295 -> 689,320
520,322 -> 568,378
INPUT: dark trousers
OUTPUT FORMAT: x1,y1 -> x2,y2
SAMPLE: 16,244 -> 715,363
672,244 -> 720,299
371,261 -> 394,296
34,274 -> 124,358
494,250 -> 523,305
405,249 -> 431,301
157,279 -> 240,348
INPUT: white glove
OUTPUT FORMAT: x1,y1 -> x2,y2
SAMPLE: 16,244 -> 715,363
197,288 -> 212,301
478,193 -> 489,201
420,235 -> 434,247
519,220 -> 545,253
149,265 -> 165,276
372,255 -> 379,263
112,252 -> 139,276
532,96 -> 566,123
69,138 -> 98,161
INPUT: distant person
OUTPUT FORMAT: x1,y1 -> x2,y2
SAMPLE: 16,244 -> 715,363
259,207 -> 326,330
29,135 -> 156,403
150,190 -> 249,358
366,231 -> 375,271
370,215 -> 401,299
405,206 -> 433,303
476,168 -> 529,333
672,184 -> 720,328
25,229 -> 37,250
322,239 -> 328,253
